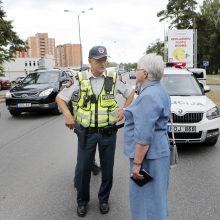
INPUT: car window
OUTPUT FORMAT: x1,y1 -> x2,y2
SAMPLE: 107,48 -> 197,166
191,71 -> 204,79
161,74 -> 203,96
63,70 -> 73,78
61,71 -> 67,77
22,71 -> 60,84
188,68 -> 206,80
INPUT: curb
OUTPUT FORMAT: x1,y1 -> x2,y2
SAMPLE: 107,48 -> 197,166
0,95 -> 5,103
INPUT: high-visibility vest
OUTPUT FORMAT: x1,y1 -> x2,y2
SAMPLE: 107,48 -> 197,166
74,71 -> 118,128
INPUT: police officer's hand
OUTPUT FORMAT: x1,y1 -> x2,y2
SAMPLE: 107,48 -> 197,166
66,79 -> 73,88
116,108 -> 124,121
64,114 -> 75,129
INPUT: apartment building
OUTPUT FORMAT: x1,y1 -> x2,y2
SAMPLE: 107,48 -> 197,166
26,33 -> 55,58
14,33 -> 81,71
55,43 -> 80,67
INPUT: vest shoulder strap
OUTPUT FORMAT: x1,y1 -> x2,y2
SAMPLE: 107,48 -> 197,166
104,71 -> 117,92
105,71 -> 117,79
78,70 -> 89,82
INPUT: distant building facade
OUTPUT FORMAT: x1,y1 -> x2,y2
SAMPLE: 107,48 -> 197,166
16,50 -> 28,58
5,33 -> 81,79
16,33 -> 81,68
55,43 -> 81,67
3,56 -> 55,81
25,33 -> 55,58
3,58 -> 40,81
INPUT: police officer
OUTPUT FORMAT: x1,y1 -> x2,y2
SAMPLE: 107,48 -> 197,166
66,68 -> 101,177
56,45 -> 134,217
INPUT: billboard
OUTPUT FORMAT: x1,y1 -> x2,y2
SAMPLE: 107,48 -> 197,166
167,29 -> 194,67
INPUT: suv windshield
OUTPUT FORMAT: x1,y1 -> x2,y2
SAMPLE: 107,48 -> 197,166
161,74 -> 203,96
22,71 -> 60,84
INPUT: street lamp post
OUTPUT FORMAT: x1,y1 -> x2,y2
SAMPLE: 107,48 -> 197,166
64,8 -> 93,68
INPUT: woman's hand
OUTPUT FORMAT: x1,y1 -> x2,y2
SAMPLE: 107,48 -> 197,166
116,108 -> 124,121
132,144 -> 149,179
132,164 -> 144,180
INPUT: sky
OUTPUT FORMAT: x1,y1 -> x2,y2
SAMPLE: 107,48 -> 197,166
3,0 -> 203,64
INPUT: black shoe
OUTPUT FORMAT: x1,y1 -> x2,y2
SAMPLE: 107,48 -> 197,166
92,162 -> 100,175
73,179 -> 76,187
77,205 -> 87,217
74,183 -> 77,190
99,203 -> 109,214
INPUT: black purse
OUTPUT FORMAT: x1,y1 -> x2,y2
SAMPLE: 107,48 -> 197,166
170,113 -> 179,167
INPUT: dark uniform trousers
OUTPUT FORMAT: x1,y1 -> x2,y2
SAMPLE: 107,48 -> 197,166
74,128 -> 117,206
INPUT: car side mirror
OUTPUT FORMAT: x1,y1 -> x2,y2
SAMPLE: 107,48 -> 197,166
199,82 -> 210,93
203,85 -> 210,93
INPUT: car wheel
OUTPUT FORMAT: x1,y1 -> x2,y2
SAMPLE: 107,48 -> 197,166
205,138 -> 218,146
9,110 -> 22,117
51,104 -> 62,115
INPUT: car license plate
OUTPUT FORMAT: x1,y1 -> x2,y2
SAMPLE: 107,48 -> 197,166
169,125 -> 196,133
17,103 -> 31,108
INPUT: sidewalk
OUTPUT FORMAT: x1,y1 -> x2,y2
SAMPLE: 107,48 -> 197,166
0,90 -> 7,103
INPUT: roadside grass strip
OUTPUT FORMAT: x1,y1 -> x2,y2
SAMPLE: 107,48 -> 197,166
206,90 -> 220,108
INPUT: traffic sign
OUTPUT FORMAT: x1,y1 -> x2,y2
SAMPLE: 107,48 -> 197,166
203,60 -> 209,67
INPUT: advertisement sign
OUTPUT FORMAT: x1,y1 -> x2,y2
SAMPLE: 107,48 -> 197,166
168,29 -> 194,67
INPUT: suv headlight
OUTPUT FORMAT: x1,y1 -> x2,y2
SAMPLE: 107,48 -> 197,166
206,107 -> 220,120
5,91 -> 12,98
39,88 -> 53,97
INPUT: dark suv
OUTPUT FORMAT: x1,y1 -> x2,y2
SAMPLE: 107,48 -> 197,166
5,69 -> 69,116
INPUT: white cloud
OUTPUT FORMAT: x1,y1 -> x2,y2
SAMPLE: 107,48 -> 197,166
2,0 -> 203,63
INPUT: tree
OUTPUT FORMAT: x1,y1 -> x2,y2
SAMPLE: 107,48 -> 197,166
0,1 -> 27,73
196,0 -> 220,73
157,0 -> 220,73
146,39 -> 164,58
157,0 -> 198,29
124,62 -> 137,71
107,61 -> 118,67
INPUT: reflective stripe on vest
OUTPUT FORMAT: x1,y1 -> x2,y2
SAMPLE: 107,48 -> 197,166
74,71 -> 118,127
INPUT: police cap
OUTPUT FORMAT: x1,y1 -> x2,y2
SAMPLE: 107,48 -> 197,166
88,46 -> 110,59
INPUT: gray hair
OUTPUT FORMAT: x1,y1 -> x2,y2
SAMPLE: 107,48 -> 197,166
137,53 -> 164,81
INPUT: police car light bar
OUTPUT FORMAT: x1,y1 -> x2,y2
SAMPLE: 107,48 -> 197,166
166,62 -> 186,68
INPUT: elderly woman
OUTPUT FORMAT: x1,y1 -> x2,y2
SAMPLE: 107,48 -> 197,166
123,53 -> 171,220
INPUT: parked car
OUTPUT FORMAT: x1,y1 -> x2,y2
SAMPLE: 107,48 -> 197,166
0,77 -> 11,90
5,69 -> 69,116
162,67 -> 220,146
63,69 -> 77,78
129,70 -> 136,79
12,76 -> 25,84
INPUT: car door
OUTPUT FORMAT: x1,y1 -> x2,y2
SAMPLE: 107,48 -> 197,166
60,71 -> 69,90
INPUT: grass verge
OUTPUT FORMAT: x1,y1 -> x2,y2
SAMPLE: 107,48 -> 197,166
206,90 -> 220,108
207,78 -> 220,85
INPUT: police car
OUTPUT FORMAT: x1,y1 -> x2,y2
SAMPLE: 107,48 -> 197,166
161,64 -> 220,146
187,67 -> 207,86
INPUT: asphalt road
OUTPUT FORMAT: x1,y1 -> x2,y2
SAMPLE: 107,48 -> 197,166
0,104 -> 131,220
1,76 -> 220,220
208,85 -> 220,91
